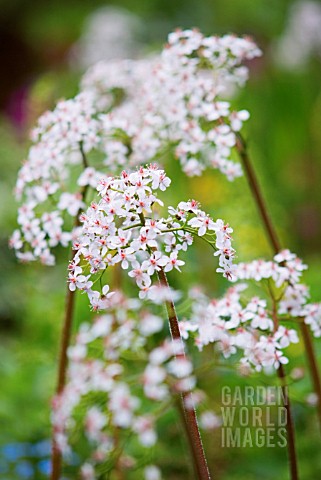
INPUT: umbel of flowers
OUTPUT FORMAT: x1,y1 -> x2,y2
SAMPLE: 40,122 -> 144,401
10,29 -> 261,266
52,164 -> 236,478
52,292 -> 203,480
82,29 -> 261,178
55,244 -> 321,478
59,164 -> 320,478
181,249 -> 321,370
68,165 -> 236,310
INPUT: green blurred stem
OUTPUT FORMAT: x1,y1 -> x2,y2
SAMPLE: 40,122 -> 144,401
236,133 -> 321,434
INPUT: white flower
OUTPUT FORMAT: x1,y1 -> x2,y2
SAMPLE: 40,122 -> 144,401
199,411 -> 222,430
274,326 -> 299,348
188,214 -> 217,236
144,465 -> 161,480
109,383 -> 140,428
163,252 -> 185,273
81,463 -> 95,480
85,407 -> 107,441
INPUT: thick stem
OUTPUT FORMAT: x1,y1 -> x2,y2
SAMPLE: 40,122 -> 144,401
142,209 -> 209,478
51,250 -> 77,480
157,267 -> 211,480
235,134 -> 280,253
277,365 -> 299,480
51,147 -> 90,479
236,133 -> 321,433
272,305 -> 299,480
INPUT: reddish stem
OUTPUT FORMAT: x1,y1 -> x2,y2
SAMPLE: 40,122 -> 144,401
272,304 -> 299,480
236,133 -> 321,433
277,365 -> 299,480
51,149 -> 89,479
235,134 -> 280,253
141,205 -> 210,478
157,267 -> 211,480
51,270 -> 76,479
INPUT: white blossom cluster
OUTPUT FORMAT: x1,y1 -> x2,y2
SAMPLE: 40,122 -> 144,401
177,249 -> 321,374
10,92 -> 103,265
235,249 -> 307,286
54,250 -> 320,475
279,281 -> 321,338
11,29 -> 260,266
181,284 -> 299,373
236,249 -> 321,338
81,57 -> 152,113
68,166 -> 236,310
82,29 -> 261,178
52,292 -> 198,479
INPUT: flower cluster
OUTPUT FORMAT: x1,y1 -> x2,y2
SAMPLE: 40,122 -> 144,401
235,249 -> 307,286
279,281 -> 321,338
68,166 -> 236,309
81,57 -> 153,113
11,29 -> 259,266
10,92 -> 103,265
235,249 -> 321,338
82,29 -> 261,178
52,292 -> 199,479
181,284 -> 299,373
178,248 -> 321,374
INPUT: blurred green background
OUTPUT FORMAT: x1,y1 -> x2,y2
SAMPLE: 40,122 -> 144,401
1,0 -> 321,478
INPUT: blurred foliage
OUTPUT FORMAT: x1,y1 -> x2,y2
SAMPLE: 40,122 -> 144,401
1,0 -> 321,478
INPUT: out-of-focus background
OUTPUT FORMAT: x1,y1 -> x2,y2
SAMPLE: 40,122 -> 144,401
1,0 -> 321,478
